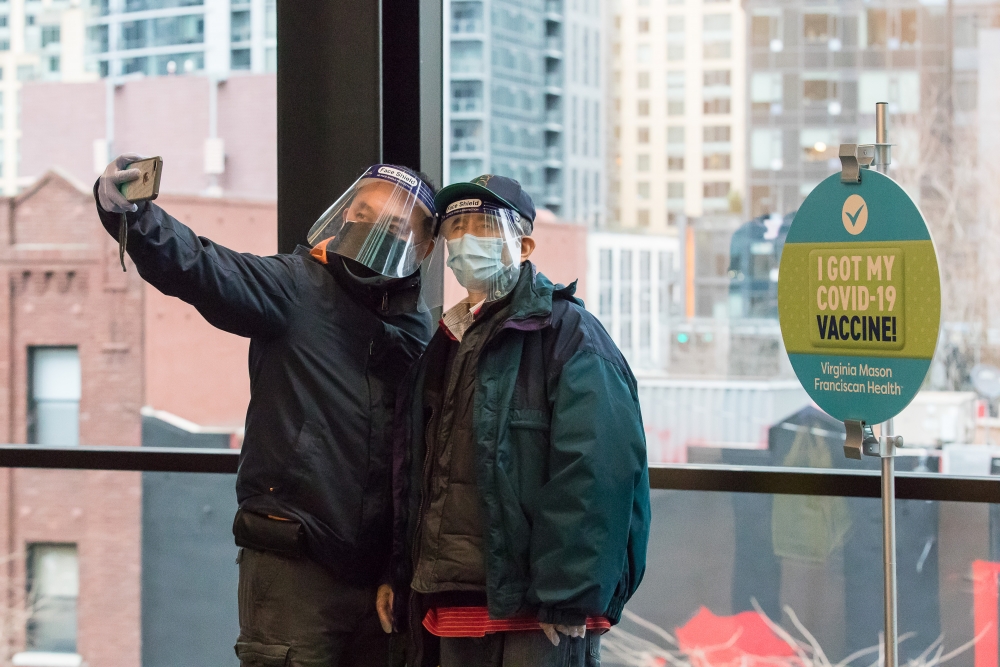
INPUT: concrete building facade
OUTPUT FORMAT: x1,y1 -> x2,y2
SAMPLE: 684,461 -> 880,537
609,0 -> 747,231
0,0 -> 96,196
20,72 -> 276,200
445,0 -> 605,222
743,0 -> 1000,218
587,229 -> 680,371
85,0 -> 276,78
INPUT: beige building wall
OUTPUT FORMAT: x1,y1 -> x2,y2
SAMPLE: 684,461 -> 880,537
610,0 -> 746,231
0,0 -> 96,196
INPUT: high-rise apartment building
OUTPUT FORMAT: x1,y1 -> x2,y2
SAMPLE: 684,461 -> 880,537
610,0 -> 747,230
744,0 -> 1000,219
0,0 -> 275,195
445,0 -> 605,223
744,0 -> 1000,347
0,0 -> 94,194
85,0 -> 276,77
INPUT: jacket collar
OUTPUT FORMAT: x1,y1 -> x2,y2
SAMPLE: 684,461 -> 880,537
497,261 -> 580,333
294,245 -> 424,316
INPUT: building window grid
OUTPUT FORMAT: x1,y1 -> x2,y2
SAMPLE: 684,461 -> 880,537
620,250 -> 632,351
25,543 -> 79,654
667,70 -> 684,115
639,251 -> 652,351
599,249 -> 613,321
230,9 -> 250,44
27,347 -> 80,447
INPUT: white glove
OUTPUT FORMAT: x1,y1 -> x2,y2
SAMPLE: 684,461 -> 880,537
98,153 -> 144,213
539,622 -> 587,646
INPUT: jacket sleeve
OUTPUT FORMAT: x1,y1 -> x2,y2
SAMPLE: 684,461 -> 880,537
527,349 -> 650,625
95,184 -> 297,339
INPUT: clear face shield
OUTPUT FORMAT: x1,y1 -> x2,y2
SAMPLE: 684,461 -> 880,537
306,165 -> 437,279
439,199 -> 524,302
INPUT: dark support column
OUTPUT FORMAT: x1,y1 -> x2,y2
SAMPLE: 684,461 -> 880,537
418,0 -> 443,186
382,0 -> 420,170
276,1 -> 381,253
417,0 -> 444,315
276,0 -> 443,254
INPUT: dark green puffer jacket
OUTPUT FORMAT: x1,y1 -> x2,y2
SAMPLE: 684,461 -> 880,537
391,263 -> 650,629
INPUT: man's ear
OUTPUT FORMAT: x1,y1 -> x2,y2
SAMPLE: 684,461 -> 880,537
422,238 -> 436,261
520,236 -> 535,262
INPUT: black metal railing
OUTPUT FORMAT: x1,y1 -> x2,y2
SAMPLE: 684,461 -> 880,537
1,445 -> 999,503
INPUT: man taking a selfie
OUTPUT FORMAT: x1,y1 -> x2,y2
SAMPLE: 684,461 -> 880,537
96,154 -> 438,667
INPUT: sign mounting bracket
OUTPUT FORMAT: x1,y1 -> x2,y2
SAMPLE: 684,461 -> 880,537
839,144 -> 876,183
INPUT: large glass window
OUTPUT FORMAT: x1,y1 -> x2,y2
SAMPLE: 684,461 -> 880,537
610,490 -> 997,666
28,348 -> 80,447
151,15 -> 204,46
230,10 -> 251,43
24,544 -> 78,655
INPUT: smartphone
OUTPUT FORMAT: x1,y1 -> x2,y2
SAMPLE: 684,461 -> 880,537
119,157 -> 163,202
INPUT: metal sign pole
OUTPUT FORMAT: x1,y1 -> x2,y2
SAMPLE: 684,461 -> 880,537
841,102 -> 899,667
881,418 -> 899,667
873,100 -> 899,667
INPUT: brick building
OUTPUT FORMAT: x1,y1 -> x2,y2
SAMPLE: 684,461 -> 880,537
0,169 -> 275,667
0,170 -> 145,666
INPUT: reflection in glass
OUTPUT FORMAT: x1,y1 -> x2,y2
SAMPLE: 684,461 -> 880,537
28,348 -> 80,447
25,544 -> 78,655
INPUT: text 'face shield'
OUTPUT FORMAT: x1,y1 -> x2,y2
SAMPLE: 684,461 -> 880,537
307,166 -> 437,278
439,199 -> 524,301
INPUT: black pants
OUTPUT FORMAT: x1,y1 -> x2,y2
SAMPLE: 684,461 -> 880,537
234,548 -> 390,667
439,631 -> 601,667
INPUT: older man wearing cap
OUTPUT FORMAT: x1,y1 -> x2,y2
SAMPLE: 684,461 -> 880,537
378,175 -> 651,667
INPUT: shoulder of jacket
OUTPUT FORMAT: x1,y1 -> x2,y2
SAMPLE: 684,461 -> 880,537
546,299 -> 627,369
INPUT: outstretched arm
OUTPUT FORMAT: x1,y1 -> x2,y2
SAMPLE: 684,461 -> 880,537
94,180 -> 298,339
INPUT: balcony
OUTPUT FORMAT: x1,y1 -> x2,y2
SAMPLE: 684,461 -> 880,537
545,71 -> 563,91
545,35 -> 563,57
450,139 -> 484,153
451,58 -> 483,75
545,109 -> 563,130
451,97 -> 484,114
450,18 -> 483,35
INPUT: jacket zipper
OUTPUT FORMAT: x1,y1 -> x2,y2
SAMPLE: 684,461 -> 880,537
407,402 -> 437,634
381,290 -> 388,312
410,404 -> 436,572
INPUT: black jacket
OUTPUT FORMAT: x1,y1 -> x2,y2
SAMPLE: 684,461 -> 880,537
95,189 -> 433,584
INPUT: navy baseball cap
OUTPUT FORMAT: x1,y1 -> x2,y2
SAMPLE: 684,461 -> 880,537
435,175 -> 536,227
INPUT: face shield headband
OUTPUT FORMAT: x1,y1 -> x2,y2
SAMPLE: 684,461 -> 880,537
439,199 -> 524,302
306,165 -> 437,279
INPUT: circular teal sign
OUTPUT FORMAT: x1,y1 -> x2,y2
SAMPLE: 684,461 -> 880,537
777,170 -> 941,424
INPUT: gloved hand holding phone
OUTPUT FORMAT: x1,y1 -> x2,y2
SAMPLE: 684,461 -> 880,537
98,153 -> 145,213
98,153 -> 163,271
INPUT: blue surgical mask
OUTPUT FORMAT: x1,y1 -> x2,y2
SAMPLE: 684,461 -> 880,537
446,234 -> 518,298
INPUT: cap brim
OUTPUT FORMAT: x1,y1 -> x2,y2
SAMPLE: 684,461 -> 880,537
435,182 -> 518,216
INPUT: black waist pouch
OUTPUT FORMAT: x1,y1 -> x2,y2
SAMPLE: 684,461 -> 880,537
233,508 -> 304,558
